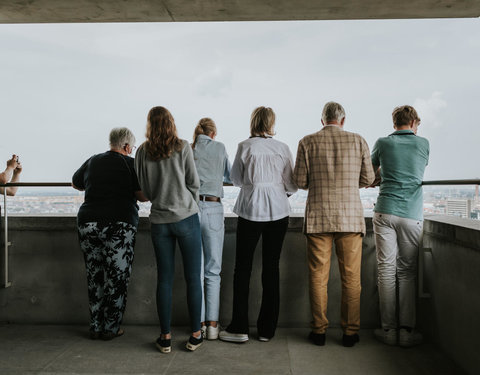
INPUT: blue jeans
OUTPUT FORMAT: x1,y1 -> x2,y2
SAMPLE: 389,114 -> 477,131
151,214 -> 202,334
198,200 -> 225,322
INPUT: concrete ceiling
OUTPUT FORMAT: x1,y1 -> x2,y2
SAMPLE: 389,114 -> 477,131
0,0 -> 479,24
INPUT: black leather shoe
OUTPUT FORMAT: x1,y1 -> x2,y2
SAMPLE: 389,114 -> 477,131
101,328 -> 124,341
342,333 -> 360,347
89,330 -> 101,340
308,331 -> 326,346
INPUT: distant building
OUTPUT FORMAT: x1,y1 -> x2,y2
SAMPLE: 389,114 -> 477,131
471,209 -> 480,220
446,198 -> 472,218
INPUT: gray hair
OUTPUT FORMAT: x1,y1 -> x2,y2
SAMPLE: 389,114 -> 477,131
109,127 -> 136,149
322,102 -> 345,124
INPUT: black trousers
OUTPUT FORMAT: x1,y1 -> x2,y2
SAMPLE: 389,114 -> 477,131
227,216 -> 289,338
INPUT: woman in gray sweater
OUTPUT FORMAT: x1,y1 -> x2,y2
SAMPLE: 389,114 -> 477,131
135,106 -> 203,353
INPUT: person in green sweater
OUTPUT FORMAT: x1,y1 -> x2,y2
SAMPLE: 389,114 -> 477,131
370,105 -> 429,348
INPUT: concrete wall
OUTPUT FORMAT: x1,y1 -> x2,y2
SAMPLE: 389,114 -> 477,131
0,215 -> 380,329
2,214 -> 480,374
419,215 -> 480,375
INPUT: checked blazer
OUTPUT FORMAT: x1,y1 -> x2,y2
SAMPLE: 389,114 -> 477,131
293,125 -> 375,235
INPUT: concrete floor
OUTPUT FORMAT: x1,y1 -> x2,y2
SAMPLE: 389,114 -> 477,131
0,325 -> 465,375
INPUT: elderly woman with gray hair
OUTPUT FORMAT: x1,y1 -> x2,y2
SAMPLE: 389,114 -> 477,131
73,127 -> 148,340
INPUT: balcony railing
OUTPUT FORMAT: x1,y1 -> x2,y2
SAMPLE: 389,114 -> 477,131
1,179 -> 479,289
421,179 -> 480,186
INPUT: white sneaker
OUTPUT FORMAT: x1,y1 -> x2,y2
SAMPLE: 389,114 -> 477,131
207,325 -> 219,340
399,328 -> 423,348
374,328 -> 397,346
219,330 -> 249,343
200,326 -> 207,339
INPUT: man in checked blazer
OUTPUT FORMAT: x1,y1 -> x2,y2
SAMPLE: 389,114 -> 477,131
293,101 -> 375,348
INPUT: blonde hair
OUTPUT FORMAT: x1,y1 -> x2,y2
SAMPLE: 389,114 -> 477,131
192,118 -> 217,148
250,106 -> 276,137
392,105 -> 421,127
145,106 -> 183,160
322,102 -> 345,124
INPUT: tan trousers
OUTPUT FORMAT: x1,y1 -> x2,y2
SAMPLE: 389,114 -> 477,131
307,232 -> 363,335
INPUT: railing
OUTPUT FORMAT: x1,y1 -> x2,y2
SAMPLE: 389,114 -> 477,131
422,179 -> 480,185
1,182 -> 71,288
1,179 -> 479,289
419,179 -> 480,299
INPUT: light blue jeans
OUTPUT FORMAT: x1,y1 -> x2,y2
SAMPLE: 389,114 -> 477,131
373,212 -> 423,330
198,200 -> 225,322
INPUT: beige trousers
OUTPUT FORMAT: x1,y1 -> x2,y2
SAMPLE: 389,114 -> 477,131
306,232 -> 363,335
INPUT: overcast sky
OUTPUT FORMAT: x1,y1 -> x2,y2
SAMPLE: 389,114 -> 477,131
0,18 -> 479,183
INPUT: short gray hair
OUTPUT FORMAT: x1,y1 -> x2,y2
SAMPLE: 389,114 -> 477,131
322,102 -> 345,124
109,127 -> 136,149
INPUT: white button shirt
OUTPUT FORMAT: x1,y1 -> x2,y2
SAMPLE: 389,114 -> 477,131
231,136 -> 298,222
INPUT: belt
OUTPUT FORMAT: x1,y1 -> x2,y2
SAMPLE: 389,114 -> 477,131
199,195 -> 221,202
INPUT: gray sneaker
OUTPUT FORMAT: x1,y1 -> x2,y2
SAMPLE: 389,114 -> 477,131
374,328 -> 397,346
399,328 -> 422,348
219,330 -> 249,343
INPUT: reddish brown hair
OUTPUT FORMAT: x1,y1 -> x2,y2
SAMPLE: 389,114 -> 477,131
145,106 -> 183,160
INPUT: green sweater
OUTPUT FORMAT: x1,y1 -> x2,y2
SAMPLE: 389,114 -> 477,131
371,130 -> 429,221
135,140 -> 199,224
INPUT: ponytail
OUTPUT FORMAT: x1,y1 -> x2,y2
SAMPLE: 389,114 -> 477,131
192,117 -> 217,148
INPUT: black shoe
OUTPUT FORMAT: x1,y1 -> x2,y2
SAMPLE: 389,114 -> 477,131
308,331 -> 326,346
342,333 -> 360,347
186,335 -> 203,351
101,328 -> 124,341
156,337 -> 172,354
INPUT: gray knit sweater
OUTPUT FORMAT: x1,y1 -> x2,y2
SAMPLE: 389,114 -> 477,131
134,140 -> 199,224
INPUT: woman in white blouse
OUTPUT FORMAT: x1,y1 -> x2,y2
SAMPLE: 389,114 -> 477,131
219,106 -> 297,343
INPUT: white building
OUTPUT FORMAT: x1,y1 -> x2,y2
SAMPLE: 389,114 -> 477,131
446,199 -> 473,218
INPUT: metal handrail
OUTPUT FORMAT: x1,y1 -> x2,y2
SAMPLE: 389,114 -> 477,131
422,179 -> 480,186
2,179 -> 479,188
1,182 -> 72,288
1,182 -> 72,187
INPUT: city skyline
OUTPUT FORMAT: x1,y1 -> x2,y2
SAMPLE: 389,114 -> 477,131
3,186 -> 480,221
